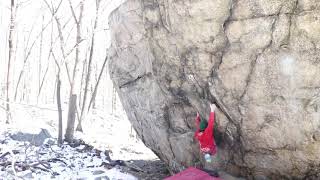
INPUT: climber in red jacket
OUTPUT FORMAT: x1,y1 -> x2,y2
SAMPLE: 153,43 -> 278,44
195,104 -> 217,156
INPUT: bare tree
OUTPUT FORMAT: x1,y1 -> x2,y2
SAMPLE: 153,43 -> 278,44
43,0 -> 66,144
77,0 -> 101,131
37,15 -> 44,103
38,12 -> 78,101
87,55 -> 108,112
6,0 -> 17,123
65,0 -> 84,141
65,94 -> 77,142
56,75 -> 63,145
14,0 -> 63,101
79,43 -> 89,108
52,52 -> 63,146
43,0 -> 74,86
38,21 -> 53,101
68,0 -> 84,94
44,0 -> 87,142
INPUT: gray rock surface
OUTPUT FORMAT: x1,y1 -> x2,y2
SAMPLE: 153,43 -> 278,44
10,129 -> 52,146
108,0 -> 320,178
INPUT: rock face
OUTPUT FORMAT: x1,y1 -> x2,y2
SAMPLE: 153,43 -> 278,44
108,0 -> 320,179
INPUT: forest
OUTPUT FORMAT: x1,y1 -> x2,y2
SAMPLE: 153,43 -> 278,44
0,0 -> 165,179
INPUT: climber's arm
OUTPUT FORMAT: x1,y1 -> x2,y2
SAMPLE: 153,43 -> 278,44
195,112 -> 200,128
206,104 -> 216,134
194,112 -> 201,138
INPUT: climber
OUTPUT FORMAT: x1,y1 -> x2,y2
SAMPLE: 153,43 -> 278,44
195,103 -> 217,162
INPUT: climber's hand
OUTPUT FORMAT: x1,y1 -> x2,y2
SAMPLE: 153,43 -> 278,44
210,104 -> 216,112
196,112 -> 200,124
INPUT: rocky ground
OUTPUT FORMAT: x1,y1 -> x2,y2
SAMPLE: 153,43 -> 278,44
0,134 -> 169,179
0,104 -> 170,179
120,160 -> 169,180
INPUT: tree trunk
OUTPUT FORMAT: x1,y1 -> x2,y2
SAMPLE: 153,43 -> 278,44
79,47 -> 88,108
37,15 -> 44,104
6,0 -> 16,124
68,0 -> 83,95
38,16 -> 54,101
14,15 -> 44,101
78,0 -> 101,131
56,75 -> 63,146
87,55 -> 108,112
67,0 -> 84,133
65,94 -> 77,143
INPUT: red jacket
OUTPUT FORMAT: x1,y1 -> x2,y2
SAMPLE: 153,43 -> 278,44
195,112 -> 216,155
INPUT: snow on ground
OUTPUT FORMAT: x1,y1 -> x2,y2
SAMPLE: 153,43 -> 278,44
75,109 -> 156,161
0,136 -> 137,179
1,103 -> 156,160
0,103 -> 159,179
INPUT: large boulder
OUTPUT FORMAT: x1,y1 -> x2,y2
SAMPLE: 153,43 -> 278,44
108,0 -> 320,179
